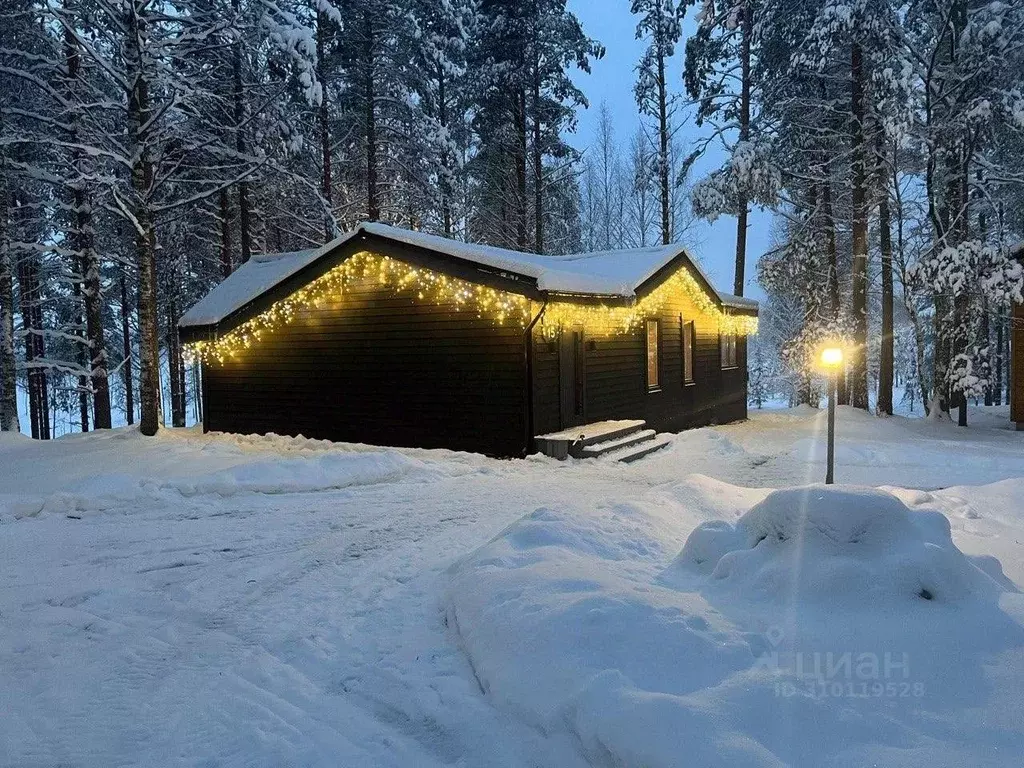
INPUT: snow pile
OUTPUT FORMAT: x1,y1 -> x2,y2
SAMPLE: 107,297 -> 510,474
669,486 -> 1003,606
447,485 -> 1024,768
167,449 -> 441,496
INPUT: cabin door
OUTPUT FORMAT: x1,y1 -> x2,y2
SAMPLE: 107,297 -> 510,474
559,326 -> 586,429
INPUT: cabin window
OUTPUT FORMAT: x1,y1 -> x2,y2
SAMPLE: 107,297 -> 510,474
681,318 -> 695,383
721,332 -> 738,369
646,319 -> 660,390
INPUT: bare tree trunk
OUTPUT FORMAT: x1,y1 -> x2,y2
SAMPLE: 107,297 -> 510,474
733,0 -> 751,296
955,140 -> 970,427
82,231 -> 110,428
821,179 -> 839,322
19,253 -> 49,439
657,43 -> 670,245
994,316 -> 1003,406
232,0 -> 252,262
65,21 -> 111,430
532,30 -> 544,254
878,183 -> 894,416
849,42 -> 869,410
364,11 -> 379,222
18,258 -> 36,438
127,7 -> 161,437
438,65 -> 452,238
0,135 -> 19,433
135,221 -> 160,437
119,272 -> 134,424
193,362 -> 203,424
316,9 -> 333,237
167,297 -> 185,427
73,259 -> 90,431
515,88 -> 528,250
35,283 -> 49,439
978,173 -> 991,408
219,188 -> 233,278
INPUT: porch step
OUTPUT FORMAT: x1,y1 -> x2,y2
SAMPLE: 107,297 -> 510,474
605,435 -> 673,464
580,428 -> 657,458
535,419 -> 647,460
535,419 -> 670,462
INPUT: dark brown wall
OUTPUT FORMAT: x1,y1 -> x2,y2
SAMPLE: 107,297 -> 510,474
202,272 -> 528,457
531,290 -> 749,436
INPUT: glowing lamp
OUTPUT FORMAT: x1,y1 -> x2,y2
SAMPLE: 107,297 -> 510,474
820,346 -> 843,368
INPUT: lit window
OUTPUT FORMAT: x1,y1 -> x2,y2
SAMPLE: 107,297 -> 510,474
721,332 -> 737,368
682,318 -> 694,383
647,319 -> 659,390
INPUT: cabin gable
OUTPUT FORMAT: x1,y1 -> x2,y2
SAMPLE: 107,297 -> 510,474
530,274 -> 748,437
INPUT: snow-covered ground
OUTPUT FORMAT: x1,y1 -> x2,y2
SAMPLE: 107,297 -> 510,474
2,406 -> 1023,767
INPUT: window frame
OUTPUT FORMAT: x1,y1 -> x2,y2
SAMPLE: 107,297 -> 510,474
720,331 -> 738,369
681,316 -> 695,384
646,318 -> 661,391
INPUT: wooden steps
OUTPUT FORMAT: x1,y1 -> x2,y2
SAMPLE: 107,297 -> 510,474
534,420 -> 670,462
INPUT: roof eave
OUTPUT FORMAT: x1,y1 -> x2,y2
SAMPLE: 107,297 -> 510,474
722,305 -> 759,317
179,227 -> 546,342
542,290 -> 633,305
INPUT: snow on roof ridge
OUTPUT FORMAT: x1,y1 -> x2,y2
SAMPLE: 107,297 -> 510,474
251,248 -> 318,264
181,222 -> 744,330
359,222 -> 694,297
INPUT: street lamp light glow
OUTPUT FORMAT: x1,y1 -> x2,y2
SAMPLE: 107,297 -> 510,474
821,346 -> 843,368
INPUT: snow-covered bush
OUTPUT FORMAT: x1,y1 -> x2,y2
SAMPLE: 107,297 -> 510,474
670,486 -> 1005,606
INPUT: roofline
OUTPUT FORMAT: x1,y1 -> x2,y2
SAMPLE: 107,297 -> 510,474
180,225 -> 755,342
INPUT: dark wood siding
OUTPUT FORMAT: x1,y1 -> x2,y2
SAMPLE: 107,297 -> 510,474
531,336 -> 561,435
203,272 -> 528,457
531,290 -> 750,437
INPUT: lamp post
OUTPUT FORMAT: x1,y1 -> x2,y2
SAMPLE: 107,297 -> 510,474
820,346 -> 843,485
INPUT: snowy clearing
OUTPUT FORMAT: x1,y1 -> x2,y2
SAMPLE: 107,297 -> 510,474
2,406 -> 1024,767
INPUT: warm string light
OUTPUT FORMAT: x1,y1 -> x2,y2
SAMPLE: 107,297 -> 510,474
183,250 -> 758,364
542,268 -> 759,337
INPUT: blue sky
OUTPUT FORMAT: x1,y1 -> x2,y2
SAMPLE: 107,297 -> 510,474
567,0 -> 772,300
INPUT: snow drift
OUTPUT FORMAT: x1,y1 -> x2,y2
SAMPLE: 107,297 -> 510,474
446,484 -> 1024,768
1,447 -> 468,520
668,486 -> 1004,606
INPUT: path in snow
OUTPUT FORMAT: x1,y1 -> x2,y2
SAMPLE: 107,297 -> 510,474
1,405 -> 1023,766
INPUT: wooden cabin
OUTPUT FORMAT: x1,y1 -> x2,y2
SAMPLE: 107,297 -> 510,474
178,223 -> 758,459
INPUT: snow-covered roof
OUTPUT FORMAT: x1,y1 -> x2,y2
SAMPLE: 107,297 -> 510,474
360,222 -> 684,296
717,292 -> 760,311
179,245 -> 333,328
180,222 -> 756,331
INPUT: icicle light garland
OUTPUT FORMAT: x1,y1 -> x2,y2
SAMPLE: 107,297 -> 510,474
543,268 -> 759,337
183,250 -> 758,364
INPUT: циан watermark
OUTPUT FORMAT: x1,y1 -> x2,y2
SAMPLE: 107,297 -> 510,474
754,626 -> 925,699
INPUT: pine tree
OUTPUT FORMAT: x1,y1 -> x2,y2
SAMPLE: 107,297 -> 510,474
471,0 -> 599,251
684,0 -> 767,296
632,0 -> 682,245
